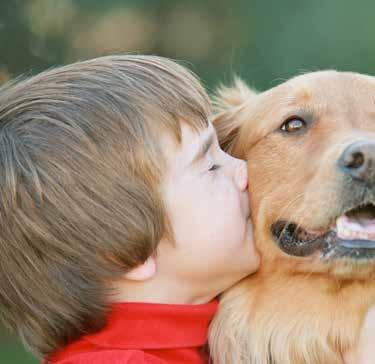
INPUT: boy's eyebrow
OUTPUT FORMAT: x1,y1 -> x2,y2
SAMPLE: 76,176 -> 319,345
189,131 -> 215,166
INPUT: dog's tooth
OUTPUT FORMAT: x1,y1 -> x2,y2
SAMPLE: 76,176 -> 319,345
336,220 -> 375,241
357,218 -> 375,233
337,212 -> 375,240
337,226 -> 351,240
336,215 -> 375,240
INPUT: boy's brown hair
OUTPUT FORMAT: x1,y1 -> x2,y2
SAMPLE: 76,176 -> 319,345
0,55 -> 210,358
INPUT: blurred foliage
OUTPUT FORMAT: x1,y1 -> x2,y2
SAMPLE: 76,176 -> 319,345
2,0 -> 375,93
1,0 -> 375,363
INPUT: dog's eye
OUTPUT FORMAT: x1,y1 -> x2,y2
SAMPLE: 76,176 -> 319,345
280,117 -> 306,133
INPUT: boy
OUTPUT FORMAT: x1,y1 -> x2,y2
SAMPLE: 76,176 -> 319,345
0,55 -> 259,363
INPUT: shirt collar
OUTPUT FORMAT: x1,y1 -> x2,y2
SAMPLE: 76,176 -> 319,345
83,300 -> 218,350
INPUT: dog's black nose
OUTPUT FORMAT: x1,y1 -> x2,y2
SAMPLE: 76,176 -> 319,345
339,141 -> 375,183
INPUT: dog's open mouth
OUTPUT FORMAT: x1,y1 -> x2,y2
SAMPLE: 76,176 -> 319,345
271,203 -> 375,260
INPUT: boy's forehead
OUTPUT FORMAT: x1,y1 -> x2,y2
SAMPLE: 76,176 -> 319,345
182,121 -> 214,146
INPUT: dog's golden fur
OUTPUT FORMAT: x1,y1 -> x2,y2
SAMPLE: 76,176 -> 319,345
209,71 -> 375,364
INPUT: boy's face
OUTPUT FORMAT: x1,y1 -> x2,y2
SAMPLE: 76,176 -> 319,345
157,122 -> 259,297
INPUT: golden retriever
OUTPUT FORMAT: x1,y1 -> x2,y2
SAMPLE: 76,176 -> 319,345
209,71 -> 375,364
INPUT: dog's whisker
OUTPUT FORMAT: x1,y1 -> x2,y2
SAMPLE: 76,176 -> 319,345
267,188 -> 306,244
272,194 -> 305,245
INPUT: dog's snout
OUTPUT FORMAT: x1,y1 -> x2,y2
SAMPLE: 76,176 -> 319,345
339,141 -> 375,183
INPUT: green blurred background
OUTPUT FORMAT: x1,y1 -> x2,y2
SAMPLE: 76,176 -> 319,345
1,0 -> 375,363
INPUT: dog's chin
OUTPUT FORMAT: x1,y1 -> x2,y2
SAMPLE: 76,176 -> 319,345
271,203 -> 375,262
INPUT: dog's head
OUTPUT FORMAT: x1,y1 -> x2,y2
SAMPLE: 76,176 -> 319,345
214,71 -> 375,279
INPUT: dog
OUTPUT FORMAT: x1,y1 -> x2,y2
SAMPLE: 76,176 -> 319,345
208,71 -> 375,364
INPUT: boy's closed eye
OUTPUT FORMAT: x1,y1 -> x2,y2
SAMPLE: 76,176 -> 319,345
208,164 -> 222,171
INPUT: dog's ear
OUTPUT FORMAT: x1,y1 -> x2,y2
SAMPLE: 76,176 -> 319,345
212,78 -> 258,154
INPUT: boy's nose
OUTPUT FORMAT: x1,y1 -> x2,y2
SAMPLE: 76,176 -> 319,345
235,160 -> 248,191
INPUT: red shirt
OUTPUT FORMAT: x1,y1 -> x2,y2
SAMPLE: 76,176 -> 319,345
45,300 -> 218,364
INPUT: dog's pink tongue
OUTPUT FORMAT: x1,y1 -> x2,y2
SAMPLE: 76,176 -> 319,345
336,215 -> 375,240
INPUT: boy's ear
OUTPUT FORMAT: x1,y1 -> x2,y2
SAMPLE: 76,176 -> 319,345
124,256 -> 156,281
212,77 -> 258,155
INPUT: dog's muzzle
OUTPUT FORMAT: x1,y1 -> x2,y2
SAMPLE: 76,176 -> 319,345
271,140 -> 375,261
